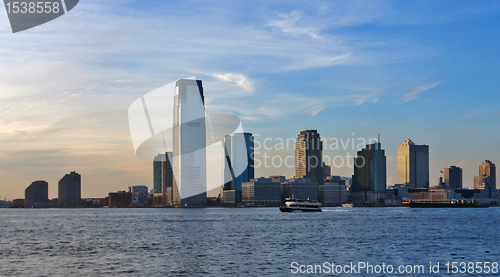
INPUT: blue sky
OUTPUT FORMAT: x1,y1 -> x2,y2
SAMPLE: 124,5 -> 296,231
1,0 -> 500,199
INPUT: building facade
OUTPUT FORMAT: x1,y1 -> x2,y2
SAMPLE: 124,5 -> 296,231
153,152 -> 179,206
281,178 -> 319,204
173,79 -> 207,205
322,162 -> 331,181
453,186 -> 499,206
352,138 -> 387,205
242,177 -> 281,206
222,133 -> 254,203
107,191 -> 132,207
474,160 -> 496,189
397,138 -> 429,188
25,180 -> 49,208
444,166 -> 462,189
295,130 -> 323,184
58,171 -> 81,207
319,183 -> 348,207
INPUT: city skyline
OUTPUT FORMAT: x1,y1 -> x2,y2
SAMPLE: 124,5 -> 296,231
1,1 -> 500,199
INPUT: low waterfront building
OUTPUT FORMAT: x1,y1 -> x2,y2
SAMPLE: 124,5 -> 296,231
242,177 -> 281,206
129,186 -> 149,206
453,185 -> 500,206
130,185 -> 148,193
385,184 -> 411,206
11,199 -> 25,208
319,183 -> 348,207
281,178 -> 319,205
221,190 -> 236,204
0,200 -> 12,208
107,191 -> 132,207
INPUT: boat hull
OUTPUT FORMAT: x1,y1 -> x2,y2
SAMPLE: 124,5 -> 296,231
279,206 -> 321,212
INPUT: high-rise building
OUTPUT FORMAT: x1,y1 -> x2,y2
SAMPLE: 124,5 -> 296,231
222,133 -> 254,202
58,171 -> 81,207
295,130 -> 323,184
25,180 -> 49,208
153,154 -> 164,194
352,137 -> 387,205
153,152 -> 178,206
444,166 -> 462,189
397,138 -> 429,188
322,162 -> 331,181
474,160 -> 496,189
173,79 -> 207,205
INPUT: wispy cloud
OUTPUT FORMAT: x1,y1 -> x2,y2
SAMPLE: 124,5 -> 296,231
211,72 -> 253,90
356,93 -> 379,106
268,11 -> 324,39
305,105 -> 324,116
462,104 -> 489,118
400,82 -> 442,103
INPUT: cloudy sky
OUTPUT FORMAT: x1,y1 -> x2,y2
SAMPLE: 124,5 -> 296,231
1,0 -> 500,199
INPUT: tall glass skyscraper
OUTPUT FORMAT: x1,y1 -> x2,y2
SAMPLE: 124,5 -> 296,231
397,138 -> 429,188
222,133 -> 254,202
352,137 -> 387,205
474,160 -> 496,189
173,79 -> 207,205
295,130 -> 323,184
153,152 -> 178,205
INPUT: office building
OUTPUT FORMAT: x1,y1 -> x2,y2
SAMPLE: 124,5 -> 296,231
453,186 -> 499,206
352,136 -> 387,205
295,130 -> 323,184
129,186 -> 149,206
319,183 -> 348,207
222,133 -> 254,202
25,180 -> 49,208
11,199 -> 25,208
153,154 -> 164,194
281,178 -> 319,205
107,191 -> 132,207
322,162 -> 331,181
58,171 -> 81,207
242,177 -> 281,206
444,166 -> 462,189
153,152 -> 178,206
173,79 -> 207,205
475,176 -> 492,190
397,138 -> 429,188
386,184 -> 411,206
269,175 -> 286,183
474,160 -> 496,189
130,185 -> 148,193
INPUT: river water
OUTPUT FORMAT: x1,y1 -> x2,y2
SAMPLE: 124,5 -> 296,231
1,207 -> 499,276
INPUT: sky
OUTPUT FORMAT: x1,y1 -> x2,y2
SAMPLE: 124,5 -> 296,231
1,0 -> 500,199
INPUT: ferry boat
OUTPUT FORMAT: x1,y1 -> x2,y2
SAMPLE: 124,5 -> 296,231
342,203 -> 354,208
279,196 -> 321,212
403,199 -> 487,208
